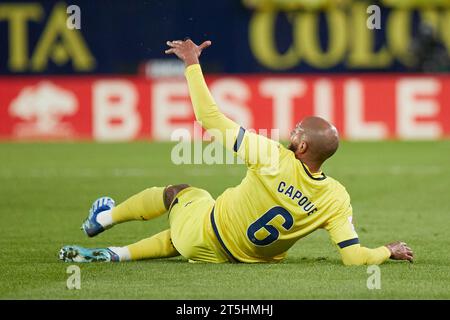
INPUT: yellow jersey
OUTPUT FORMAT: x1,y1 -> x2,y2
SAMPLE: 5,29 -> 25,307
215,135 -> 356,262
185,64 -> 390,265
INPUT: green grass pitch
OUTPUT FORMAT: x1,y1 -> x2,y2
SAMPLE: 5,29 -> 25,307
0,141 -> 449,299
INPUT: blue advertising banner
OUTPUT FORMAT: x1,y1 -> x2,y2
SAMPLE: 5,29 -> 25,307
0,0 -> 449,74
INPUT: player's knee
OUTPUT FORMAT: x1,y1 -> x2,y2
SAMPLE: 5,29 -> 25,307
163,184 -> 190,209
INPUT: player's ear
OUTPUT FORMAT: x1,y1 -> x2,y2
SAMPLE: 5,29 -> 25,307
298,141 -> 308,154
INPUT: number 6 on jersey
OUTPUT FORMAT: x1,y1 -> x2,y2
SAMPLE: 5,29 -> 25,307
247,206 -> 294,246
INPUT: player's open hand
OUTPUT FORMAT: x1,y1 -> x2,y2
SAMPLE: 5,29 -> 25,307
385,241 -> 414,262
165,39 -> 212,67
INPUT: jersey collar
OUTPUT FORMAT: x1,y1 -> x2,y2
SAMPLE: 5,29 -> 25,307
300,161 -> 327,181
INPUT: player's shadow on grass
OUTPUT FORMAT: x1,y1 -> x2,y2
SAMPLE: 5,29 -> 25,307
133,256 -> 344,266
282,256 -> 343,266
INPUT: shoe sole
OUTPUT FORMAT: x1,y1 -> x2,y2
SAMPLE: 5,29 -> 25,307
59,246 -> 110,263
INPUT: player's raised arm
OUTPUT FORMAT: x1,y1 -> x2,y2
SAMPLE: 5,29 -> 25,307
325,204 -> 414,266
165,39 -> 280,171
165,39 -> 240,148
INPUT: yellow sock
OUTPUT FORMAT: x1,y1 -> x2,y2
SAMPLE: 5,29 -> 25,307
127,229 -> 179,260
111,187 -> 166,224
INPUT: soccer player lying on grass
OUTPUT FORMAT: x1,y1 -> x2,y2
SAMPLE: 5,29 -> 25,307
60,39 -> 414,265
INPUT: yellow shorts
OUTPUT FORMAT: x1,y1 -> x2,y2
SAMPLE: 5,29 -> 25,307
168,187 -> 229,263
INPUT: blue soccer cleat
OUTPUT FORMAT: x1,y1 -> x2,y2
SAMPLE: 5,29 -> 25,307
59,245 -> 119,263
81,196 -> 115,237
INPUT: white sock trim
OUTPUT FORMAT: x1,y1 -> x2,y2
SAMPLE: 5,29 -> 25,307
108,246 -> 131,262
96,209 -> 114,228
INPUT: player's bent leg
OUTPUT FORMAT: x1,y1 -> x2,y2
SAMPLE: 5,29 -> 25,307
125,229 -> 179,260
111,186 -> 169,223
59,229 -> 179,263
81,185 -> 189,238
109,184 -> 190,223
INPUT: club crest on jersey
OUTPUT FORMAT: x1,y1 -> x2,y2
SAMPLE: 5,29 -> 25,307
277,181 -> 318,216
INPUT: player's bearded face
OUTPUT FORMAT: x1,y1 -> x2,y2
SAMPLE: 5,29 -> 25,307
288,139 -> 298,153
288,123 -> 303,153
